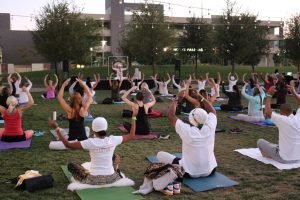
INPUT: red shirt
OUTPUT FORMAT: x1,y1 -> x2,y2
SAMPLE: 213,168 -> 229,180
2,108 -> 23,136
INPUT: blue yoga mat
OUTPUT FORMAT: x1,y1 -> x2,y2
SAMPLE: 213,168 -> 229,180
84,117 -> 94,122
113,101 -> 125,104
146,153 -> 238,192
213,105 -> 221,110
0,120 -> 4,124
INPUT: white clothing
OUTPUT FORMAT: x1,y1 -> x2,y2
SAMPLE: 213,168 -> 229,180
18,80 -> 32,104
271,109 -> 300,160
228,80 -> 237,91
80,136 -> 123,176
155,80 -> 170,95
197,80 -> 206,91
175,113 -> 217,177
172,78 -> 185,92
14,79 -> 21,95
210,84 -> 220,97
113,67 -> 126,80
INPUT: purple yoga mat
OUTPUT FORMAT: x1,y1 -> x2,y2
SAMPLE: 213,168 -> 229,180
0,138 -> 32,151
228,116 -> 273,127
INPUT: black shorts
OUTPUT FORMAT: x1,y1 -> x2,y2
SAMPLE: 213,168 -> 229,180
1,133 -> 26,142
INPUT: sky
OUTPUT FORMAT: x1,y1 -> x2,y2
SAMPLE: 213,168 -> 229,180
1,0 -> 300,30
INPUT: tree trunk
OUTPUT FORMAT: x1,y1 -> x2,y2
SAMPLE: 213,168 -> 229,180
298,62 -> 300,73
195,53 -> 198,74
231,59 -> 235,73
251,64 -> 255,73
54,62 -> 59,90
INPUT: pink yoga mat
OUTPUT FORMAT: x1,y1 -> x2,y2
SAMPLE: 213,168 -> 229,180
117,124 -> 158,139
0,138 -> 32,152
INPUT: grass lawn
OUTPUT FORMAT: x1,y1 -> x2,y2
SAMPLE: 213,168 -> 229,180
1,67 -> 300,199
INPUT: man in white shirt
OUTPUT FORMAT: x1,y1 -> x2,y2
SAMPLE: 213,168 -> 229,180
257,82 -> 300,163
157,91 -> 217,178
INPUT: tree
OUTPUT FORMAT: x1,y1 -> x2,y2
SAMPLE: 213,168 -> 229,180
215,0 -> 268,72
32,1 -> 101,68
284,14 -> 300,72
121,4 -> 174,75
178,17 -> 212,73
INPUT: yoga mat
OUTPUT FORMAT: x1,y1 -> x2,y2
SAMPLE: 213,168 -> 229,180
215,128 -> 225,133
235,148 -> 300,170
117,125 -> 158,140
229,116 -> 275,127
0,138 -> 32,152
84,117 -> 94,122
0,120 -> 4,124
146,154 -> 239,192
113,101 -> 126,104
213,105 -> 221,110
61,166 -> 143,200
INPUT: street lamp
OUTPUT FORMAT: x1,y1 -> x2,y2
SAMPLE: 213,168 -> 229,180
90,47 -> 93,67
101,40 -> 107,67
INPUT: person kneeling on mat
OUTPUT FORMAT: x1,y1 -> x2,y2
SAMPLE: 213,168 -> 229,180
48,108 -> 137,185
157,91 -> 217,179
257,83 -> 300,164
0,92 -> 34,142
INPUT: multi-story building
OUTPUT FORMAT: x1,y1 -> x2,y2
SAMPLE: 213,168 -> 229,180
0,0 -> 284,71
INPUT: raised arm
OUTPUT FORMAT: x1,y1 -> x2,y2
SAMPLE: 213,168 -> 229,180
241,83 -> 256,102
265,86 -> 276,118
121,86 -> 137,107
16,72 -> 22,83
227,72 -> 231,81
91,74 -> 100,90
172,75 -> 180,89
53,74 -> 58,88
205,73 -> 209,81
184,83 -> 200,107
166,73 -> 171,84
145,88 -> 156,108
48,119 -> 82,149
264,73 -> 270,84
25,77 -> 32,90
44,74 -> 49,88
287,80 -> 300,108
109,73 -> 113,87
209,80 -> 218,103
242,73 -> 247,84
122,108 -> 137,143
57,79 -> 72,113
20,89 -> 34,112
77,78 -> 92,117
234,73 -> 238,81
217,72 -> 221,84
7,74 -> 13,92
167,91 -> 185,127
199,93 -> 216,115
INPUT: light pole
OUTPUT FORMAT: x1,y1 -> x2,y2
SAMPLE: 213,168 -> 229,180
90,47 -> 93,67
101,40 -> 107,67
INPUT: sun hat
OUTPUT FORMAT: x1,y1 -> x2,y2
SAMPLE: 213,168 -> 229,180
92,117 -> 108,132
188,108 -> 208,126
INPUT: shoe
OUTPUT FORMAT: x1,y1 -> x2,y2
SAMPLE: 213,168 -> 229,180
173,181 -> 181,195
161,182 -> 173,195
41,94 -> 46,99
158,134 -> 170,140
230,127 -> 243,133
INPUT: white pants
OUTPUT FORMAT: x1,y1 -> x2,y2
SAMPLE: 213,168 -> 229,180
49,127 -> 90,150
235,114 -> 264,123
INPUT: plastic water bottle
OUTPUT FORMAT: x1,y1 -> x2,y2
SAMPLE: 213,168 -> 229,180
53,110 -> 57,121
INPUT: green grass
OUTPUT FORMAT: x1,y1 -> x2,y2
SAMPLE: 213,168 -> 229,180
2,64 -> 298,88
1,67 -> 300,200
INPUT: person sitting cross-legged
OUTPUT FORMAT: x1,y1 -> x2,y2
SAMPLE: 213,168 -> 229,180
48,107 -> 137,185
257,82 -> 300,164
157,91 -> 217,178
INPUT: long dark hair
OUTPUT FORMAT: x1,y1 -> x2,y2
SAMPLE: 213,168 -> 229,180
70,92 -> 83,120
86,77 -> 92,88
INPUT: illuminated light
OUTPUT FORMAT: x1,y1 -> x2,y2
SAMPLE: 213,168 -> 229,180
183,25 -> 186,30
254,25 -> 257,29
212,25 -> 215,30
119,0 -> 122,4
152,24 -> 154,29
241,25 -> 243,29
168,25 -> 170,29
227,26 -> 229,30
84,21 -> 87,26
239,16 -> 241,21
135,24 -> 138,28
66,20 -> 69,25
198,25 -> 200,30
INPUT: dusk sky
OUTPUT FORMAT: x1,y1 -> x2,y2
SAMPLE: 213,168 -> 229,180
1,0 -> 300,30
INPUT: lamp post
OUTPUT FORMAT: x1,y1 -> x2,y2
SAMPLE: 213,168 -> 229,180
101,40 -> 107,67
90,47 -> 93,67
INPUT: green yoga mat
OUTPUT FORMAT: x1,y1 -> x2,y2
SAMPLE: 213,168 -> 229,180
61,166 -> 143,200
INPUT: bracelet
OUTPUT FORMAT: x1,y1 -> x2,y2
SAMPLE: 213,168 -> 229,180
266,93 -> 273,98
132,116 -> 137,120
200,97 -> 205,102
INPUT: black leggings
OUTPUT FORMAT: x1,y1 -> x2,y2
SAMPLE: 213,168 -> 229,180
172,157 -> 216,179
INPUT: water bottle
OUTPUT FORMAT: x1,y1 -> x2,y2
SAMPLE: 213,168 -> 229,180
53,110 -> 57,121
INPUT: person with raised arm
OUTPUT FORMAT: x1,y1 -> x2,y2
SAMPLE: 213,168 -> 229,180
0,89 -> 34,142
157,90 -> 217,179
18,76 -> 33,105
227,72 -> 238,92
7,73 -> 17,97
172,74 -> 191,93
49,78 -> 92,150
151,73 -> 171,96
121,86 -> 156,135
220,81 -> 243,111
112,61 -> 128,81
235,82 -> 265,122
257,81 -> 300,163
48,107 -> 138,185
193,73 -> 209,91
42,74 -> 58,99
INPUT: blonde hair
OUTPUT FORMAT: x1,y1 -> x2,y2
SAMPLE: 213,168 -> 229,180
6,96 -> 18,113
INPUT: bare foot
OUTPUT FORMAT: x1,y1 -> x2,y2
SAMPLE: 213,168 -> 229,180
260,150 -> 272,158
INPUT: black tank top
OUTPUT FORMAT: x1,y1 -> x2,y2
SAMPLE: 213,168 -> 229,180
136,105 -> 150,135
68,117 -> 87,141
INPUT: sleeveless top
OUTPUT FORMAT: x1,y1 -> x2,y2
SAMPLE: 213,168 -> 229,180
198,80 -> 206,91
3,109 -> 23,136
136,105 -> 150,135
47,87 -> 55,99
68,117 -> 87,141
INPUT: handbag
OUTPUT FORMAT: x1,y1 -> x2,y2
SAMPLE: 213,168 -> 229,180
16,175 -> 54,192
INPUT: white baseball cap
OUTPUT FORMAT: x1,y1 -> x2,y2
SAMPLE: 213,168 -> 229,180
92,117 -> 108,132
188,108 -> 208,126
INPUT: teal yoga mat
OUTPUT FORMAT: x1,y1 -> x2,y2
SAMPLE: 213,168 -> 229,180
146,154 -> 238,192
61,166 -> 143,200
